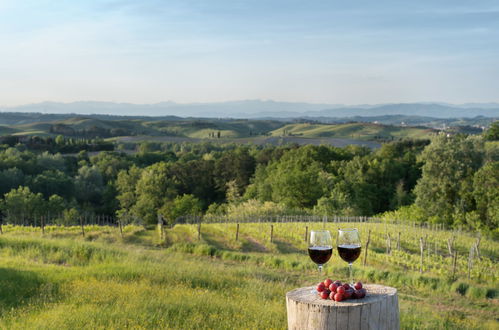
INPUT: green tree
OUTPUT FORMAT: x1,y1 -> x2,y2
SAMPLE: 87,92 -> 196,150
47,194 -> 66,216
160,194 -> 202,224
74,165 -> 104,208
1,186 -> 45,224
116,166 -> 142,221
0,167 -> 24,196
484,121 -> 499,141
29,170 -> 73,199
132,162 -> 178,224
473,161 -> 499,231
414,135 -> 484,225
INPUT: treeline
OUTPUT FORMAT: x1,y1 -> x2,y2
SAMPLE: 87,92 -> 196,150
0,135 -> 113,153
0,129 -> 497,235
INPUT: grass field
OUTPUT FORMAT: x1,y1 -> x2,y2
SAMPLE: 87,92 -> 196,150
0,222 -> 497,329
270,123 -> 436,140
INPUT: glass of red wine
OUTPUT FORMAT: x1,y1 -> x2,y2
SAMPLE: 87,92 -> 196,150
337,228 -> 361,285
308,230 -> 333,284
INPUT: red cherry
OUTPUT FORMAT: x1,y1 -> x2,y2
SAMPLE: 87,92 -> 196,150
334,293 -> 344,302
336,286 -> 346,295
356,288 -> 367,299
329,291 -> 336,300
342,283 -> 351,290
317,283 -> 326,292
328,283 -> 339,293
352,290 -> 363,299
344,288 -> 354,299
354,282 -> 363,290
352,290 -> 359,299
323,279 -> 333,287
333,280 -> 342,286
320,290 -> 330,299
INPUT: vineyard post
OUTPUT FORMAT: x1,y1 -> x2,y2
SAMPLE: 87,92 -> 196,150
419,237 -> 424,273
304,226 -> 308,243
474,236 -> 481,259
468,244 -> 474,280
270,224 -> 274,243
386,233 -> 391,255
363,230 -> 371,266
197,219 -> 201,241
235,223 -> 239,241
80,216 -> 85,237
452,251 -> 458,280
118,218 -> 123,238
158,215 -> 164,241
447,236 -> 455,256
397,232 -> 401,250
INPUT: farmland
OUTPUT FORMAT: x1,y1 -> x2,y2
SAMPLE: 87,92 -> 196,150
0,115 -> 436,142
0,222 -> 497,329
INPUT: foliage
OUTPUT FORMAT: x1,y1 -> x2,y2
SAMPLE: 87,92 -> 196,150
483,121 -> 499,141
225,199 -> 288,219
160,194 -> 202,224
0,137 -> 496,233
414,135 -> 485,226
1,186 -> 45,223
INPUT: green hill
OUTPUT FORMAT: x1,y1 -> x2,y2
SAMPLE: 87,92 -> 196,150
271,122 -> 436,140
2,115 -> 439,142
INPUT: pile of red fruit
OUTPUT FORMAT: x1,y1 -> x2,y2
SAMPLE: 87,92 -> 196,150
316,279 -> 367,301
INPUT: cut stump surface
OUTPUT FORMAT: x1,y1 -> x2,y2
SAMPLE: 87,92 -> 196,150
286,284 -> 399,330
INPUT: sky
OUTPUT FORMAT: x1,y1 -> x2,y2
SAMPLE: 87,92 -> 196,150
1,0 -> 498,106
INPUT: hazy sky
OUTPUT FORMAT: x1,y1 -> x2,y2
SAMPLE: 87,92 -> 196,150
1,0 -> 498,106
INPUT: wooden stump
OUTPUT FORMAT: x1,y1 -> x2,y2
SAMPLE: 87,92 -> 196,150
286,284 -> 399,330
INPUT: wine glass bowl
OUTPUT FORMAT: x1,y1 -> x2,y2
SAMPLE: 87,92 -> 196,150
308,230 -> 333,274
337,228 -> 361,284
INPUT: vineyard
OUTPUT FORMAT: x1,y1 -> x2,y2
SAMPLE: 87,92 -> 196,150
0,221 -> 497,329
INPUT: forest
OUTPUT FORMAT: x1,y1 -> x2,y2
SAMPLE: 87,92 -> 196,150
0,122 -> 498,237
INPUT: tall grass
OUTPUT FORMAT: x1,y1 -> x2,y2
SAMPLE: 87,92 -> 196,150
0,224 -> 497,329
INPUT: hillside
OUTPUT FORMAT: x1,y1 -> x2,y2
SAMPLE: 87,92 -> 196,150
0,222 -> 496,329
270,122 -> 436,140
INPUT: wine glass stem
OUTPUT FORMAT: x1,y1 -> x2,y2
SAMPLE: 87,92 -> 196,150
348,263 -> 353,284
318,264 -> 323,277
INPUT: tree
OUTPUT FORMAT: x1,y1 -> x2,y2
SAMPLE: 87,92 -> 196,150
1,186 -> 45,224
116,166 -> 142,221
132,162 -> 178,224
484,121 -> 499,141
0,167 -> 24,196
473,161 -> 499,231
74,165 -> 105,208
29,170 -> 73,199
414,135 -> 484,225
160,194 -> 202,224
47,194 -> 66,216
90,151 -> 132,182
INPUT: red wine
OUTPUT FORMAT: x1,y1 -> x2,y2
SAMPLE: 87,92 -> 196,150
308,246 -> 333,265
337,244 -> 361,263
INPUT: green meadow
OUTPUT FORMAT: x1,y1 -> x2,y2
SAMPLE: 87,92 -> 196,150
0,222 -> 497,329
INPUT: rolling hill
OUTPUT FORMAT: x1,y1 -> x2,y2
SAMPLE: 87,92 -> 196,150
270,123 -> 436,141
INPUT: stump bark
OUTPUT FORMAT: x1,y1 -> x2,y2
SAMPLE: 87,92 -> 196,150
286,284 -> 399,330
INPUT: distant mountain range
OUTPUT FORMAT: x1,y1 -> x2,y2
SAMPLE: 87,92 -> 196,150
1,100 -> 498,119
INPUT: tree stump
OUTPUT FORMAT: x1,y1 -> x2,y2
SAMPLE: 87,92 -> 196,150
286,284 -> 399,330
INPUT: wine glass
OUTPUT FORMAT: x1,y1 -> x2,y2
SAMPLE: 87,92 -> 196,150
308,230 -> 333,282
337,228 -> 361,285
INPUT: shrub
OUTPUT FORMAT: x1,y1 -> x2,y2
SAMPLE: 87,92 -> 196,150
466,286 -> 488,299
450,281 -> 469,296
